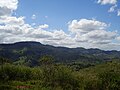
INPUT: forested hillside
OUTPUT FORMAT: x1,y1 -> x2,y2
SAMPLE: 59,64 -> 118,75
0,41 -> 120,66
0,42 -> 120,90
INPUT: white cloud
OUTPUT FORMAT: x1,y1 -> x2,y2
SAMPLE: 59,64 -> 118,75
68,19 -> 118,49
97,0 -> 117,5
0,16 -> 25,25
38,24 -> 49,29
0,0 -> 18,10
31,14 -> 36,20
108,4 -> 117,12
115,36 -> 120,43
0,7 -> 12,16
117,9 -> 120,16
0,0 -> 120,50
0,0 -> 18,16
50,30 -> 69,40
75,30 -> 116,44
97,0 -> 119,16
68,19 -> 107,34
0,16 -> 120,50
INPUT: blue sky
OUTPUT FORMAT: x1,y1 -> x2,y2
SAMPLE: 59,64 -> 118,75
15,0 -> 120,32
0,0 -> 120,50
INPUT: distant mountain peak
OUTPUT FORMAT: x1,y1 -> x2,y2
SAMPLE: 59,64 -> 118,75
14,41 -> 42,44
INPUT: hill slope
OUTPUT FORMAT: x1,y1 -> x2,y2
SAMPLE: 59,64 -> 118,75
0,41 -> 120,65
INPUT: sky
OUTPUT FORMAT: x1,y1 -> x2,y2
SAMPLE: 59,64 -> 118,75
0,0 -> 120,50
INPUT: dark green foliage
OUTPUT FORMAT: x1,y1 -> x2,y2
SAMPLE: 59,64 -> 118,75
0,64 -> 31,81
0,57 -> 12,65
39,55 -> 54,66
68,62 -> 94,71
77,61 -> 120,90
0,41 -> 120,66
0,61 -> 120,90
41,65 -> 80,90
1,42 -> 120,90
98,70 -> 120,90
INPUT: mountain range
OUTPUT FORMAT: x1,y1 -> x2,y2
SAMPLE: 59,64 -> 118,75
0,41 -> 120,66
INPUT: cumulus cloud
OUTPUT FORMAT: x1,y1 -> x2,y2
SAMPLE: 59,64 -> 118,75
0,16 -> 25,25
75,30 -> 116,44
0,0 -> 18,16
0,0 -> 120,50
0,0 -> 18,10
68,19 -> 119,49
0,7 -> 12,16
38,24 -> 49,29
49,30 -> 70,41
0,16 -> 120,50
97,0 -> 117,5
68,19 -> 107,34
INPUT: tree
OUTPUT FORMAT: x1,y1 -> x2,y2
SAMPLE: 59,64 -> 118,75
0,57 -> 12,65
39,55 -> 54,66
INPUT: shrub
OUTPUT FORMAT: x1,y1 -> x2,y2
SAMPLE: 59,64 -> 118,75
98,70 -> 120,90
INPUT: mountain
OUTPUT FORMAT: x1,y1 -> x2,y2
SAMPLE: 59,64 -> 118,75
0,41 -> 120,66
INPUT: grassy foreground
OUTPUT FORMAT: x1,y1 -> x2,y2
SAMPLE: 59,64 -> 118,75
0,61 -> 120,90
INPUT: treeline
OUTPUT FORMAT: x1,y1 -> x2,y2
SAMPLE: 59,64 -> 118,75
0,57 -> 120,90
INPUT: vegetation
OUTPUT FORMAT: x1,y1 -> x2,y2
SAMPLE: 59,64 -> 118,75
0,57 -> 120,90
1,41 -> 120,66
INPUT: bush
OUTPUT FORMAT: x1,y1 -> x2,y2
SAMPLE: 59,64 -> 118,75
0,64 -> 33,81
0,61 -> 120,90
41,65 -> 80,90
98,70 -> 120,90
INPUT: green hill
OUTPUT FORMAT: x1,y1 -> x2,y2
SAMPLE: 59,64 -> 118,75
0,41 -> 120,66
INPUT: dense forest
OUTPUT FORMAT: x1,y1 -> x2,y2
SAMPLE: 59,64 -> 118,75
0,56 -> 120,90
